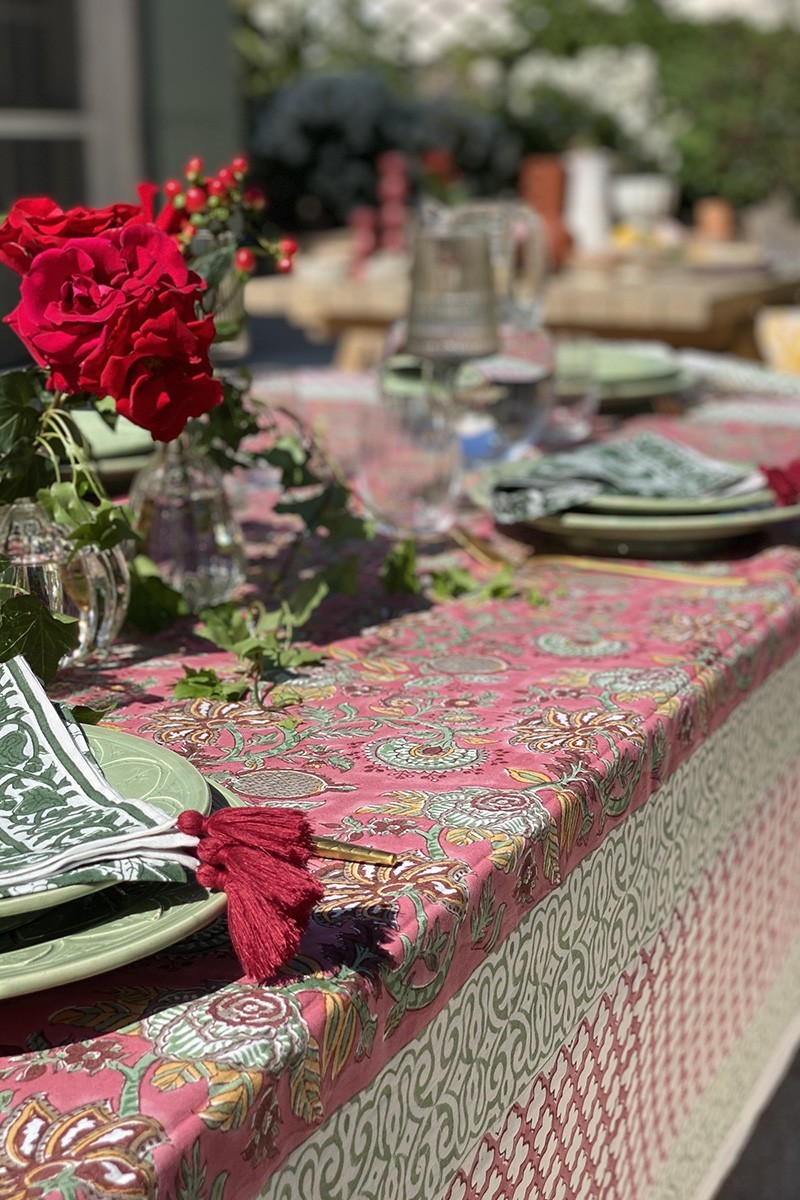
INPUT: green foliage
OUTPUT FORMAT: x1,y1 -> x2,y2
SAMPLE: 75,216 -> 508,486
173,666 -> 250,702
127,555 -> 190,634
68,701 -> 118,724
0,594 -> 79,683
379,539 -> 422,595
239,0 -> 800,215
506,0 -> 800,209
192,596 -> 326,705
0,368 -> 52,504
428,564 -> 518,602
37,482 -> 137,555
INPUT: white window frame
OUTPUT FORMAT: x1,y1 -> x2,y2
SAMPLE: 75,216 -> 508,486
0,0 -> 143,206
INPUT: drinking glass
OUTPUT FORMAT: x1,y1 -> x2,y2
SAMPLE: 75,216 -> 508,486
355,370 -> 462,539
543,336 -> 600,447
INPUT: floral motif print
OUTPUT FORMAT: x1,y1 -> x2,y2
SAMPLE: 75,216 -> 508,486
142,986 -> 308,1072
590,666 -> 691,698
535,633 -> 629,658
0,1095 -> 163,1200
364,737 -> 487,773
512,706 -> 645,756
317,852 -> 470,919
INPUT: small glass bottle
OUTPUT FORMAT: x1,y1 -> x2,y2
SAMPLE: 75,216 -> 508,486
128,424 -> 246,612
0,498 -> 131,665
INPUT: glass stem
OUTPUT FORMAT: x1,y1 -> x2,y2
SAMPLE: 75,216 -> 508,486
421,359 -> 461,408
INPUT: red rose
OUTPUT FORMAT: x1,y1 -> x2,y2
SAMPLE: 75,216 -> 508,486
99,306 -> 221,441
0,196 -> 145,274
5,222 -> 221,440
7,224 -> 202,393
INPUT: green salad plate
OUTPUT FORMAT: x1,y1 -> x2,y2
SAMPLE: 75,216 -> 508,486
0,728 -> 224,1000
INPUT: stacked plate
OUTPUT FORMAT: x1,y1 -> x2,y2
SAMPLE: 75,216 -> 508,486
589,345 -> 695,413
474,446 -> 800,559
528,488 -> 800,558
0,728 -> 225,1001
70,411 -> 155,494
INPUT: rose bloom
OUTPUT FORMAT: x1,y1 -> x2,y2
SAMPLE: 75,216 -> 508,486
0,196 -> 145,274
6,223 -> 221,440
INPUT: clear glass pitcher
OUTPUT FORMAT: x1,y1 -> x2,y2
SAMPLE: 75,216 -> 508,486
446,200 -> 548,330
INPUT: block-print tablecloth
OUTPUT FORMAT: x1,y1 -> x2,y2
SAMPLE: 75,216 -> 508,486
3,393 -> 800,1200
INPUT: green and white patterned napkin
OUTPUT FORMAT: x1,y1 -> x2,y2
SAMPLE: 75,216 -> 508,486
0,656 -> 198,900
491,431 -> 765,524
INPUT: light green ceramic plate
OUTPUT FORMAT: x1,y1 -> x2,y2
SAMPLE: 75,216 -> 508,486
0,728 -> 222,1000
0,881 -> 225,1001
581,487 -> 776,516
0,727 -> 211,922
70,411 -> 154,460
529,499 -> 800,558
470,461 -> 776,518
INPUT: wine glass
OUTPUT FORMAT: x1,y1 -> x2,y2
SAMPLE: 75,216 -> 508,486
355,368 -> 462,540
542,336 -> 600,447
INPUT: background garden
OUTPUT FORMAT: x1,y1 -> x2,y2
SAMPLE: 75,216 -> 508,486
232,0 -> 800,230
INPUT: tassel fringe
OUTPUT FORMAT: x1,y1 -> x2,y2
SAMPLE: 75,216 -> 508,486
178,807 -> 324,981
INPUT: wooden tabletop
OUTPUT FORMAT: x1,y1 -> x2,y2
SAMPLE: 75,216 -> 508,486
246,260 -> 800,366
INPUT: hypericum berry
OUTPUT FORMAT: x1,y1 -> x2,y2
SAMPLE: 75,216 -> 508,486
276,256 -> 293,274
231,155 -> 248,175
207,178 -> 226,198
278,237 -> 298,257
164,179 -> 183,200
184,186 -> 206,213
185,156 -> 204,178
243,186 -> 266,210
217,167 -> 235,188
235,247 -> 256,273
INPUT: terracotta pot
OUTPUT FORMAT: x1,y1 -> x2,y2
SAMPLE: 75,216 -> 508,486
518,154 -> 572,268
694,196 -> 736,242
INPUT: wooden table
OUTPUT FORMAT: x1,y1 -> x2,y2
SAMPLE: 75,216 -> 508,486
544,266 -> 800,359
247,262 -> 800,367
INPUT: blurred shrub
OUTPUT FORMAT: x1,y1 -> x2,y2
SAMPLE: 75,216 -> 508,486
249,71 -> 522,228
238,0 -> 800,221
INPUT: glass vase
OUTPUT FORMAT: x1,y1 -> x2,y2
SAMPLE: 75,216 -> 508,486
192,228 -> 251,362
0,498 -> 131,666
128,425 -> 246,612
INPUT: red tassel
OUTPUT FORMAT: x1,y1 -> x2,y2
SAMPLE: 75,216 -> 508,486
177,807 -> 324,981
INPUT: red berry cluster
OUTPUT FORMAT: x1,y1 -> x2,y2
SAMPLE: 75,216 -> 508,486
159,155 -> 298,275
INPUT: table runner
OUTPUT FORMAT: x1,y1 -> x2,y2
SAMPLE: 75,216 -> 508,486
3,390 -> 800,1198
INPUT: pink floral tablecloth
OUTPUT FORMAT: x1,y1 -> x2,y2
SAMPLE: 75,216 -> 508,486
4,390 -> 800,1199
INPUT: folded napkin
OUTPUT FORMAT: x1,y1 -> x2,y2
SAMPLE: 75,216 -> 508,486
491,431 -> 766,524
0,656 -> 323,978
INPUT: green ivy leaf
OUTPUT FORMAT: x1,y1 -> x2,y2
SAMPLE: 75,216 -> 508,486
127,555 -> 189,634
191,242 -> 237,288
69,502 -> 137,553
69,701 -> 118,725
173,665 -> 250,701
197,602 -> 252,652
0,368 -> 44,457
428,566 -> 478,600
380,539 -> 422,594
264,433 -> 318,489
0,595 -> 79,682
285,576 -> 329,626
